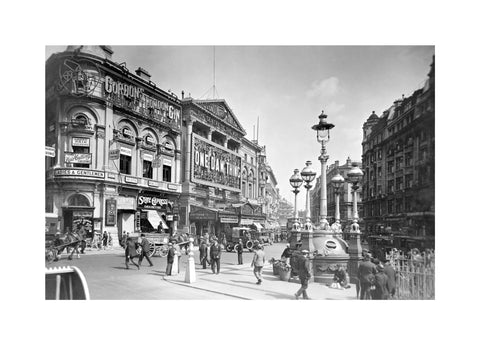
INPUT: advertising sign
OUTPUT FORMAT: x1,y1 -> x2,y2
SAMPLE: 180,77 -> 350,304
109,149 -> 120,160
220,217 -> 239,224
45,146 -> 55,157
65,152 -> 92,164
72,137 -> 90,147
54,168 -> 105,179
191,133 -> 242,192
137,192 -> 174,211
105,199 -> 117,226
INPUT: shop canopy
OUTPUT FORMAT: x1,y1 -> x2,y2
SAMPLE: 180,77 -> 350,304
253,222 -> 263,230
147,210 -> 168,230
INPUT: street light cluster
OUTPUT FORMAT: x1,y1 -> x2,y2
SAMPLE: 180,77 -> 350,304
289,111 -> 364,234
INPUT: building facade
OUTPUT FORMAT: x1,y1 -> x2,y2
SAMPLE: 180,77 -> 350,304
45,46 -> 182,245
361,56 -> 435,248
179,98 -> 265,238
311,158 -> 363,230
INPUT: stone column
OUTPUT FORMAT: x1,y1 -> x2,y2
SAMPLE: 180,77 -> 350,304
319,145 -> 329,228
184,120 -> 193,183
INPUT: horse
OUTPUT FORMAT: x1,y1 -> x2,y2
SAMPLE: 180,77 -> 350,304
51,232 -> 85,261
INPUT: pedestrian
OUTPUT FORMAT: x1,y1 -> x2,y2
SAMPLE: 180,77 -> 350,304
165,242 -> 175,276
124,236 -> 140,270
372,263 -> 389,300
251,245 -> 265,284
237,239 -> 244,265
199,238 -> 208,269
138,234 -> 154,267
174,241 -> 182,274
357,253 -> 377,300
328,265 -> 350,289
383,260 -> 396,299
121,231 -> 127,248
102,231 -> 108,250
210,239 -> 222,274
281,243 -> 292,265
294,250 -> 312,300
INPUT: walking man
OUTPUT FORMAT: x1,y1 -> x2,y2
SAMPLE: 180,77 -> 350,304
124,236 -> 140,270
294,250 -> 312,300
199,238 -> 208,269
251,244 -> 265,284
138,234 -> 153,267
357,252 -> 377,300
237,239 -> 244,265
210,239 -> 222,274
165,242 -> 175,276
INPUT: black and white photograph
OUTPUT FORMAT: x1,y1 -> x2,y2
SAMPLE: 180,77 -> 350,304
3,1 -> 480,344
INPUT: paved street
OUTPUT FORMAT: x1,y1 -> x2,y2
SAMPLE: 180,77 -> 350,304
46,242 -> 356,300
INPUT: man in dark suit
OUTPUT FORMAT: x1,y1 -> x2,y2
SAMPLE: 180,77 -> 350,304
294,250 -> 312,300
357,253 -> 377,299
383,260 -> 396,299
199,239 -> 208,269
210,239 -> 222,274
138,234 -> 153,267
237,239 -> 244,265
165,242 -> 175,276
372,264 -> 389,300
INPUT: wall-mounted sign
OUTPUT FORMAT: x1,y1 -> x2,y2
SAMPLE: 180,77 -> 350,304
142,153 -> 153,161
145,135 -> 155,145
45,146 -> 55,157
65,152 -> 92,164
105,199 -> 117,226
109,149 -> 120,160
57,59 -> 101,97
163,158 -> 172,166
120,147 -> 132,156
148,180 -> 159,187
167,183 -> 178,191
122,128 -> 134,138
191,133 -> 241,192
54,168 -> 105,179
137,192 -> 173,211
72,137 -> 90,147
220,217 -> 239,224
104,75 -> 181,129
240,219 -> 254,225
125,176 -> 138,184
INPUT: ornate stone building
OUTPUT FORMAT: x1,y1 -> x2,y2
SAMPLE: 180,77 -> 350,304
361,56 -> 435,249
45,46 -> 182,245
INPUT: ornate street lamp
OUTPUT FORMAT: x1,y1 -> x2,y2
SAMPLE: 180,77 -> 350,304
331,171 -> 345,234
347,162 -> 363,232
289,169 -> 303,230
311,111 -> 335,230
301,160 -> 316,232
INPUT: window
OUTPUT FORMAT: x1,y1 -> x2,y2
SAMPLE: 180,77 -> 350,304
387,161 -> 394,173
387,200 -> 393,213
248,183 -> 253,198
378,167 -> 382,178
162,164 -> 171,182
405,152 -> 413,167
72,145 -> 90,168
251,157 -> 254,165
396,199 -> 403,213
405,174 -> 413,188
120,154 -> 131,175
244,154 -> 247,162
405,197 -> 413,212
242,181 -> 246,196
388,180 -> 394,192
143,160 -> 153,179
378,150 -> 382,160
396,177 -> 403,191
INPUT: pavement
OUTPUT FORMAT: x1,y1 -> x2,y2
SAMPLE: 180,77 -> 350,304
164,259 -> 357,300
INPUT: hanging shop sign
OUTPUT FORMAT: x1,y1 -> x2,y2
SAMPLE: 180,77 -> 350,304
54,168 -> 105,179
65,152 -> 92,164
45,146 -> 55,157
72,137 -> 90,147
105,198 -> 117,226
191,133 -> 242,192
104,75 -> 181,129
109,149 -> 120,160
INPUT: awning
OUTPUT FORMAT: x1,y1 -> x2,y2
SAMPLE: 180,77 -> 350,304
253,222 -> 263,230
147,210 -> 168,230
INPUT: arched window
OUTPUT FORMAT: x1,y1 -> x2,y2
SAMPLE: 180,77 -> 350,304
67,194 -> 90,207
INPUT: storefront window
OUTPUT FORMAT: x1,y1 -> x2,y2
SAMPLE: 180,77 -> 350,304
120,154 -> 131,174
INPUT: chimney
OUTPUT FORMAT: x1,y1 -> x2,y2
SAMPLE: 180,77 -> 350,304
346,156 -> 352,167
335,160 -> 339,167
135,67 -> 151,81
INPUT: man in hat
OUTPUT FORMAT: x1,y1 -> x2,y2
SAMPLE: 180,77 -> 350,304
281,243 -> 292,265
237,239 -> 244,265
138,234 -> 154,267
209,239 -> 222,274
294,250 -> 312,300
357,252 -> 377,300
199,237 -> 208,269
165,242 -> 175,276
251,244 -> 265,284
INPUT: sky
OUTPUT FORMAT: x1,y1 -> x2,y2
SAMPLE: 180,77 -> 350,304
45,45 -> 434,207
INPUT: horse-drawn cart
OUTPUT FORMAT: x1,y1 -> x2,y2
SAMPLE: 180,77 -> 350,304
128,232 -> 172,257
45,232 -> 85,263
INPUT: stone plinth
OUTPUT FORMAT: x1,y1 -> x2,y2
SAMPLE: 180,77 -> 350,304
346,232 -> 363,287
311,230 -> 350,284
289,230 -> 302,249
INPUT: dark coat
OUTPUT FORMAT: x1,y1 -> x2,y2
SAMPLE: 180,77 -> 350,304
281,247 -> 292,259
372,271 -> 389,300
140,237 -> 150,252
358,259 -> 377,284
167,247 -> 175,263
210,243 -> 222,260
383,264 -> 396,293
199,242 -> 208,258
237,242 -> 244,254
125,238 -> 138,258
296,255 -> 311,280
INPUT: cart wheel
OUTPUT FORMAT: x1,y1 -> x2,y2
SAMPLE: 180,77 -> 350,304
233,244 -> 240,253
147,242 -> 156,257
225,244 -> 233,252
246,240 -> 253,251
159,246 -> 169,257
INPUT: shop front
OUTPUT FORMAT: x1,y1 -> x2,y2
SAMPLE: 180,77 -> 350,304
62,193 -> 94,239
189,205 -> 217,237
136,191 -> 178,234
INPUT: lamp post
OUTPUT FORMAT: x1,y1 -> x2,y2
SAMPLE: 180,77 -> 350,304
311,111 -> 335,230
289,169 -> 303,230
347,162 -> 363,232
300,161 -> 316,232
331,171 -> 345,234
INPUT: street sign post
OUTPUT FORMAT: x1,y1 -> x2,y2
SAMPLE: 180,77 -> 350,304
109,149 -> 120,160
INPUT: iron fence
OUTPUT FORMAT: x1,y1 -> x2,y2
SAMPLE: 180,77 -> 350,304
389,255 -> 435,300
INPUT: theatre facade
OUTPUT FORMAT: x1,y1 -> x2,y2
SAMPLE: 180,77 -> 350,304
45,46 -> 182,244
